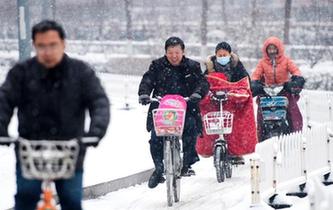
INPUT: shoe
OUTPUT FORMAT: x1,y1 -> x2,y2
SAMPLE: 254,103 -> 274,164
181,166 -> 196,177
148,170 -> 165,188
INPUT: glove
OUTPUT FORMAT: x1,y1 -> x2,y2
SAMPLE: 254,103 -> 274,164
189,93 -> 202,103
284,76 -> 305,95
138,94 -> 151,105
251,80 -> 265,97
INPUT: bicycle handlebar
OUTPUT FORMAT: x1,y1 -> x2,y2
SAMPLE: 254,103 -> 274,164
0,137 -> 100,146
150,96 -> 190,103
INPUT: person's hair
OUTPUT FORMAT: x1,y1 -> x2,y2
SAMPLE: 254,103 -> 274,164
165,36 -> 185,51
32,20 -> 66,41
215,41 -> 232,54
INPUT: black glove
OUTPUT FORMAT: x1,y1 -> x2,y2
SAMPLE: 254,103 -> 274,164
189,93 -> 202,103
138,94 -> 151,105
284,75 -> 305,95
251,80 -> 265,97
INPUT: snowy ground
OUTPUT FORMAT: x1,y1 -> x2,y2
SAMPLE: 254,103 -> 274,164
0,70 -> 332,210
83,158 -> 251,210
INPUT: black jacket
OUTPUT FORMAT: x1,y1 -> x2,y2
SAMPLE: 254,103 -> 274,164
138,56 -> 209,134
0,54 -> 110,169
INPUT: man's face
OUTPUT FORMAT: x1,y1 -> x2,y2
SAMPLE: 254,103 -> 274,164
266,44 -> 278,58
33,30 -> 65,69
166,45 -> 184,66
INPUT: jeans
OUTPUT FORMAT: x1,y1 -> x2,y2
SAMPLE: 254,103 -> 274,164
15,164 -> 83,210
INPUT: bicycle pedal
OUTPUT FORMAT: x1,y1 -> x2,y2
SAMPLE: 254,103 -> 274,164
181,169 -> 196,177
233,160 -> 245,165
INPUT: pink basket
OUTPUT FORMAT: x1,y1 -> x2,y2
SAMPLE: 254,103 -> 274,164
152,95 -> 187,136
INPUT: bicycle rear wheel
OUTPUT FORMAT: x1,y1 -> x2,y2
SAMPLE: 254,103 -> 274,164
225,157 -> 232,179
214,145 -> 225,183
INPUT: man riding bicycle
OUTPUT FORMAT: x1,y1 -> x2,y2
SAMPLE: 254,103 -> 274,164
0,20 -> 110,210
138,37 -> 209,188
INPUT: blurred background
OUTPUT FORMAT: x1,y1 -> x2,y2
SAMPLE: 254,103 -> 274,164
0,0 -> 332,89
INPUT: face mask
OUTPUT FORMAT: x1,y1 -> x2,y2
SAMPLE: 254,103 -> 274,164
269,53 -> 277,59
216,56 -> 231,66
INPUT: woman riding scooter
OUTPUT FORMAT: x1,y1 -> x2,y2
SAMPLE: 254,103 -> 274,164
251,36 -> 305,142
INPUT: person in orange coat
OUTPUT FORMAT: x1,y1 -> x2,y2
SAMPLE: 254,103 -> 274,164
251,36 -> 305,141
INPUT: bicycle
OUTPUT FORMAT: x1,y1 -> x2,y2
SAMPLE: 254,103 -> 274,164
151,94 -> 188,207
203,90 -> 234,183
0,136 -> 99,210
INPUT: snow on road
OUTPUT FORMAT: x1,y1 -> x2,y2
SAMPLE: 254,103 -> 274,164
1,72 -> 332,210
83,158 -> 251,210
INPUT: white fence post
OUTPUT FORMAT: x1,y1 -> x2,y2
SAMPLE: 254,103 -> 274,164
250,157 -> 261,206
272,140 -> 278,194
328,96 -> 332,127
268,139 -> 292,208
301,136 -> 308,180
324,131 -> 333,185
304,94 -> 311,128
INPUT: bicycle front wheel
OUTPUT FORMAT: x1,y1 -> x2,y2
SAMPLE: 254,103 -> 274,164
172,137 -> 181,203
214,145 -> 225,183
164,139 -> 174,206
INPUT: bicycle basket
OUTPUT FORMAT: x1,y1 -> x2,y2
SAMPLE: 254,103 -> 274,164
152,108 -> 186,137
19,139 -> 79,180
203,111 -> 233,135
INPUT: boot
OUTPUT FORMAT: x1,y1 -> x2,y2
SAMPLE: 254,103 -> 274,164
148,170 -> 165,188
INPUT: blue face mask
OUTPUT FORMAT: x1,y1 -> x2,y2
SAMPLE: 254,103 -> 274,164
216,56 -> 231,66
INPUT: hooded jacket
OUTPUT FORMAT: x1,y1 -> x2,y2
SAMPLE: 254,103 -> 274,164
251,36 -> 301,85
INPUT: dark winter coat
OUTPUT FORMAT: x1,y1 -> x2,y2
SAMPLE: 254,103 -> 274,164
138,56 -> 209,134
204,53 -> 250,82
0,54 -> 110,169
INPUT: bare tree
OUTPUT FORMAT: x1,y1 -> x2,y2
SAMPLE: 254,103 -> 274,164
201,0 -> 208,59
96,0 -> 107,39
283,0 -> 292,44
41,0 -> 56,20
250,0 -> 258,28
221,0 -> 227,26
124,0 -> 132,41
250,0 -> 261,59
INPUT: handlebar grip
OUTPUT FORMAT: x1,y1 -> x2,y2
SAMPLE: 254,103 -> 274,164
0,137 -> 16,145
80,137 -> 100,145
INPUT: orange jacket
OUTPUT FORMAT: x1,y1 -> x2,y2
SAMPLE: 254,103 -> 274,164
251,36 -> 301,85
